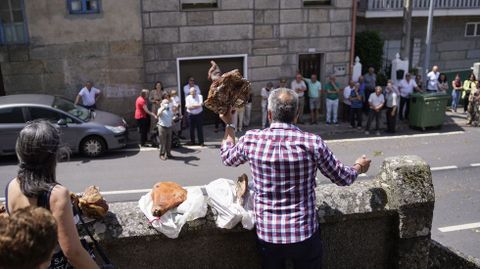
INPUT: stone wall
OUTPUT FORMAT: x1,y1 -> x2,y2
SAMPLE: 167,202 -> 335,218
0,0 -> 143,122
142,0 -> 354,123
357,16 -> 480,72
85,155 -> 447,268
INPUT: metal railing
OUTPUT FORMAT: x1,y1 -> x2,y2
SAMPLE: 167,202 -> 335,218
359,0 -> 480,11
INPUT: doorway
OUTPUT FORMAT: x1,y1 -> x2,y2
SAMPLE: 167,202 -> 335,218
0,64 -> 5,96
177,55 -> 246,124
298,53 -> 324,114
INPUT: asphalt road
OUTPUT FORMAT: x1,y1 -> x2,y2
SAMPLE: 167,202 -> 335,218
0,124 -> 479,259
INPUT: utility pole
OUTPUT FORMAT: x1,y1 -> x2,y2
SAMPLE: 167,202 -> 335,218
401,0 -> 413,69
423,0 -> 434,77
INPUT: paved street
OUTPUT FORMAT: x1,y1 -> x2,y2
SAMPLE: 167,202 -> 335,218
1,113 -> 479,259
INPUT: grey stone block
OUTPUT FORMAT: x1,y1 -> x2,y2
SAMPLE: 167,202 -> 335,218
331,22 -> 351,36
329,8 -> 351,22
180,25 -> 252,42
155,44 -> 174,60
440,50 -> 466,61
108,57 -> 144,70
255,25 -> 274,39
280,0 -> 302,8
3,74 -> 43,93
264,10 -> 280,24
142,13 -> 150,28
308,23 -> 331,37
144,46 -> 156,61
145,60 -> 176,74
108,70 -> 144,84
172,43 -> 194,58
254,10 -> 264,24
248,56 -> 267,68
155,72 -> 177,87
467,49 -> 480,59
186,11 -> 213,25
44,60 -> 66,74
255,0 -> 279,9
151,12 -> 187,27
191,40 -> 251,55
280,23 -> 330,38
6,46 -> 30,62
250,66 -> 282,81
253,39 -> 287,49
142,0 -> 179,12
444,59 -> 474,70
253,47 -> 288,55
326,52 -> 349,63
1,61 -> 45,75
437,40 -> 476,51
335,0 -> 353,8
110,41 -> 143,57
214,10 -> 253,25
221,0 -> 254,9
144,28 -> 179,44
267,54 -> 296,66
308,8 -> 329,22
280,9 -> 306,23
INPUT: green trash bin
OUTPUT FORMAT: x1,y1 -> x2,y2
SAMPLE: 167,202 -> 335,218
408,92 -> 450,130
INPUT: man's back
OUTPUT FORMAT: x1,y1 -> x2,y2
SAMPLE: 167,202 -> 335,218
221,123 -> 357,244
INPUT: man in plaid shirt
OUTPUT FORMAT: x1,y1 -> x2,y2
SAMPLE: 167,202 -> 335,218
219,88 -> 371,268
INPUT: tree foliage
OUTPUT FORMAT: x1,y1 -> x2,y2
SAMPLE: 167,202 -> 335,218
355,31 -> 384,75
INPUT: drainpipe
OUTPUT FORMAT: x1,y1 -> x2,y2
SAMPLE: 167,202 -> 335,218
349,0 -> 357,80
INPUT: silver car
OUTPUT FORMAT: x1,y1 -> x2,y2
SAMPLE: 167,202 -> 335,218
0,94 -> 128,157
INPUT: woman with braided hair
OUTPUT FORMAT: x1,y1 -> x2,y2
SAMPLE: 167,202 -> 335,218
4,120 -> 99,269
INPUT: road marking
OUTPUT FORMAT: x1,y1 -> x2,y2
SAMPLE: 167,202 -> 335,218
325,131 -> 464,144
99,189 -> 151,195
438,222 -> 480,232
470,163 -> 480,167
430,165 -> 458,171
119,145 -> 207,152
359,173 -> 368,177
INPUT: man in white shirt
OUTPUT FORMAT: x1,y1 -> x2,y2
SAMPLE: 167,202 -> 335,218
261,82 -> 274,128
75,81 -> 101,109
185,87 -> 204,146
291,74 -> 307,124
342,80 -> 354,123
365,86 -> 385,135
426,65 -> 440,92
183,77 -> 201,97
398,73 -> 421,120
385,85 -> 398,133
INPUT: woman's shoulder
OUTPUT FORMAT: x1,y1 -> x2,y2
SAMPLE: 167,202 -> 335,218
50,185 -> 70,205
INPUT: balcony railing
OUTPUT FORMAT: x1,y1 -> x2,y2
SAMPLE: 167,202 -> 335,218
359,0 -> 480,11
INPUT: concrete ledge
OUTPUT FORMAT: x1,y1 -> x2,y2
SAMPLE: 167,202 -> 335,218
429,240 -> 480,269
81,156 -> 470,268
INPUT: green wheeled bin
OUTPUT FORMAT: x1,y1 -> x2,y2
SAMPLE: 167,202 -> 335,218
408,92 -> 450,130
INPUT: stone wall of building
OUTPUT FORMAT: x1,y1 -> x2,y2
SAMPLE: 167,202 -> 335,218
357,16 -> 480,73
0,0 -> 143,121
142,0 -> 354,123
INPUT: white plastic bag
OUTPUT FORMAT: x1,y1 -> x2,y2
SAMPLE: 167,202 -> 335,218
138,186 -> 207,239
205,178 -> 255,230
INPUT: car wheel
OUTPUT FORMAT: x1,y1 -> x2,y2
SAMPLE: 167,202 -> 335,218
80,136 -> 106,157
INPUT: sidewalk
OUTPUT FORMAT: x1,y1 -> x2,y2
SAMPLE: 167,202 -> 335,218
127,111 -> 468,147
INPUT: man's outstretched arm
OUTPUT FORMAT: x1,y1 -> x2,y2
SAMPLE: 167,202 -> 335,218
219,107 -> 247,167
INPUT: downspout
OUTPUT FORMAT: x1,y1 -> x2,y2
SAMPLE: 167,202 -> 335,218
349,0 -> 357,79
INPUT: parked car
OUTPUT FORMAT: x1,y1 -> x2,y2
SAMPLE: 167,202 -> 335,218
0,94 -> 128,157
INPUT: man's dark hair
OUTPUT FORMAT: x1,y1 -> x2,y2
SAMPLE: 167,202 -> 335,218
267,88 -> 299,124
0,206 -> 58,269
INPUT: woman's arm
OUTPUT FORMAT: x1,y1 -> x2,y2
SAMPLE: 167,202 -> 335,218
50,186 -> 99,269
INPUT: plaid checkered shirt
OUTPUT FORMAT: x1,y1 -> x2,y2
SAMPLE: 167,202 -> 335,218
221,123 -> 358,244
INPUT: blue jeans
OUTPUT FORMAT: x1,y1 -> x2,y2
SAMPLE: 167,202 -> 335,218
257,229 -> 322,269
451,90 -> 462,111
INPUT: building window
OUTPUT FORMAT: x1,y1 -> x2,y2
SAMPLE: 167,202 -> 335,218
303,0 -> 332,6
181,0 -> 217,9
465,22 -> 480,37
67,0 -> 100,14
0,0 -> 28,45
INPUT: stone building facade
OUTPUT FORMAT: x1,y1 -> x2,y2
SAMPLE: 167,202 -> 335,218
357,1 -> 480,75
0,0 -> 143,121
1,0 -> 354,124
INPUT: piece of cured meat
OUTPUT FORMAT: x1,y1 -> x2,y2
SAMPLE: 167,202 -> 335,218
77,186 -> 109,219
151,182 -> 188,217
204,61 -> 252,115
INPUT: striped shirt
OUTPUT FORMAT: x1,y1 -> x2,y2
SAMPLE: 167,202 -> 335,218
220,122 -> 358,244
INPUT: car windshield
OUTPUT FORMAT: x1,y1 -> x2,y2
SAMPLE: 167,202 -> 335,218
52,96 -> 90,121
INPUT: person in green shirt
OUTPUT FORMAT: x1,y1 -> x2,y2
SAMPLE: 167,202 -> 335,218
303,74 -> 322,124
324,75 -> 340,124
